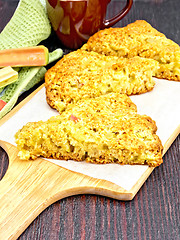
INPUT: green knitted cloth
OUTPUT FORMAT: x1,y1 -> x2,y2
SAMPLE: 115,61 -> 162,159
0,0 -> 63,119
0,0 -> 51,49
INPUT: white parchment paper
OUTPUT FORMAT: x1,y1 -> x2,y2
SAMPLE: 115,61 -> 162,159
0,78 -> 180,190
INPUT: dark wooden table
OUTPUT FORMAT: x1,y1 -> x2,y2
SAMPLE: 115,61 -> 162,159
0,0 -> 180,239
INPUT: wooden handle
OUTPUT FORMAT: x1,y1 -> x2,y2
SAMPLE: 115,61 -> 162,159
0,141 -> 130,240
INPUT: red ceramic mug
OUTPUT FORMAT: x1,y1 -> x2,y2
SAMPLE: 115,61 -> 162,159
46,0 -> 133,49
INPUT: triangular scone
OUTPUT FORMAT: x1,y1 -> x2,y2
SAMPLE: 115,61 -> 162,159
15,93 -> 163,167
82,20 -> 180,81
45,49 -> 158,112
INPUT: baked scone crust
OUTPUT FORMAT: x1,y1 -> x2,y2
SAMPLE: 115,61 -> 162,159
82,20 -> 180,81
15,93 -> 163,167
45,49 -> 158,112
16,20 -> 172,167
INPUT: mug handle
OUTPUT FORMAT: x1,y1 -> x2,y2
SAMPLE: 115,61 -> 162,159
103,0 -> 133,28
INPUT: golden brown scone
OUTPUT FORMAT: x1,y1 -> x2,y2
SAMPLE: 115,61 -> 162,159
45,49 -> 158,112
15,93 -> 163,167
82,20 -> 180,81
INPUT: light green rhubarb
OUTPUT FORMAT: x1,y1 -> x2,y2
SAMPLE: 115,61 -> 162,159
0,67 -> 18,88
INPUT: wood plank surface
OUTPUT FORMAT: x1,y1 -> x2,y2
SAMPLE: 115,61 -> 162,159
0,135 -> 179,240
0,0 -> 180,239
0,141 -> 131,240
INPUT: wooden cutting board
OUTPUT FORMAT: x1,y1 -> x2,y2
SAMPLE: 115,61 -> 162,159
0,80 -> 179,240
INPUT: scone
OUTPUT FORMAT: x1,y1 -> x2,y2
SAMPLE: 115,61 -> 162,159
45,49 -> 158,112
82,20 -> 180,81
15,93 -> 163,167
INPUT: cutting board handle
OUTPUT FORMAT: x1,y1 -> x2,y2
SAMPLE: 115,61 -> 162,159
0,141 -> 129,240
